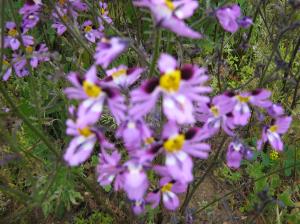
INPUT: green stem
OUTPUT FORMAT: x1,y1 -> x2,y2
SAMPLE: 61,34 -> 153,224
0,83 -> 60,158
0,0 -> 5,74
149,28 -> 161,77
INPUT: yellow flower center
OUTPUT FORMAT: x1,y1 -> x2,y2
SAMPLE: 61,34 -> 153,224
25,46 -> 33,54
269,125 -> 278,133
270,150 -> 279,160
112,69 -> 126,79
78,127 -> 92,137
62,15 -> 68,22
83,81 -> 102,98
8,29 -> 18,37
145,137 -> 155,145
3,60 -> 10,66
161,182 -> 173,193
210,106 -> 219,117
159,70 -> 181,93
164,0 -> 175,10
100,7 -> 106,15
59,0 -> 66,5
237,95 -> 250,103
163,134 -> 185,153
84,25 -> 92,33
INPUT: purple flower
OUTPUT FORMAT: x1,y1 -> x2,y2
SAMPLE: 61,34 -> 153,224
82,20 -> 104,43
216,4 -> 252,33
116,117 -> 152,150
4,22 -> 34,50
98,2 -> 113,24
94,37 -> 129,69
2,57 -> 13,81
96,150 -> 123,191
133,0 -> 202,38
160,122 -> 210,183
226,140 -> 253,169
146,176 -> 186,210
232,89 -> 272,126
122,161 -> 149,201
267,104 -> 284,118
64,66 -> 126,123
130,54 -> 211,124
64,116 -> 113,166
196,93 -> 236,136
104,65 -> 144,88
12,53 -> 29,78
26,43 -> 50,68
19,0 -> 42,31
257,116 -> 292,152
132,200 -> 145,215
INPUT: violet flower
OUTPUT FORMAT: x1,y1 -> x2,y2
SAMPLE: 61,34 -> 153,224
94,37 -> 129,69
98,2 -> 113,24
226,140 -> 253,169
130,54 -> 211,124
146,176 -> 186,210
133,0 -> 202,38
160,122 -> 211,183
19,0 -> 42,31
64,116 -> 114,166
104,65 -> 144,88
64,66 -> 126,123
4,22 -> 34,51
82,20 -> 104,43
216,4 -> 252,33
257,116 -> 292,152
2,57 -> 13,81
26,43 -> 50,68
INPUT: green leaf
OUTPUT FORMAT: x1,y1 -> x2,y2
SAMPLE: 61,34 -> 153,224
279,188 -> 294,207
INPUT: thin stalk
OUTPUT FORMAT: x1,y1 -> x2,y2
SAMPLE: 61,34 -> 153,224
149,28 -> 161,77
216,31 -> 225,92
0,0 -> 5,74
195,162 -> 300,215
180,136 -> 227,213
0,83 -> 60,158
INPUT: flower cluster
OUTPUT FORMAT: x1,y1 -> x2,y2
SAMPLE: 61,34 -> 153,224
61,0 -> 292,215
2,0 -> 49,81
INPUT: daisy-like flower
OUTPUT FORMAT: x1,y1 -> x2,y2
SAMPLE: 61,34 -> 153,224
216,4 -> 252,33
81,20 -> 104,43
98,2 -> 113,24
64,116 -> 113,166
226,140 -> 253,169
130,53 -> 211,124
196,94 -> 236,136
25,43 -> 50,68
257,116 -> 292,152
51,8 -> 69,36
231,89 -> 272,126
96,150 -> 123,191
146,174 -> 186,210
2,57 -> 13,81
4,22 -> 34,51
133,0 -> 202,38
94,37 -> 129,69
64,66 -> 126,123
159,122 -> 211,183
19,0 -> 42,31
104,65 -> 144,88
122,160 -> 149,201
116,117 -> 152,150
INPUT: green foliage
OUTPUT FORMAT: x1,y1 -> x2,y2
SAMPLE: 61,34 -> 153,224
74,211 -> 114,224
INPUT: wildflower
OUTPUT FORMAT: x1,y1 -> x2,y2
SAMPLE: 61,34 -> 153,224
160,122 -> 210,183
64,116 -> 113,166
267,104 -> 284,118
232,89 -> 272,126
116,117 -> 152,150
4,22 -> 34,51
146,176 -> 186,210
27,43 -> 50,68
257,116 -> 292,152
51,8 -> 68,36
216,4 -> 252,33
94,37 -> 129,69
104,65 -> 144,88
64,66 -> 126,123
82,20 -> 104,43
122,161 -> 149,201
196,93 -> 236,136
98,2 -> 112,24
133,0 -> 202,38
130,54 -> 211,124
19,0 -> 42,31
2,57 -> 13,81
226,140 -> 253,169
96,150 -> 123,190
